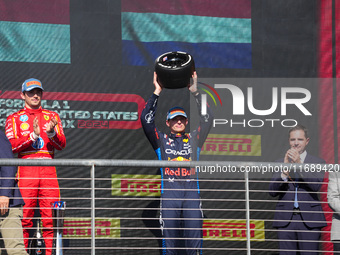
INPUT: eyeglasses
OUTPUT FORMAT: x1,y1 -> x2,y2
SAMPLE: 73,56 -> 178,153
24,89 -> 42,97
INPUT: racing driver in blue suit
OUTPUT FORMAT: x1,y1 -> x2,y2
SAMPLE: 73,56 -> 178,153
141,72 -> 213,255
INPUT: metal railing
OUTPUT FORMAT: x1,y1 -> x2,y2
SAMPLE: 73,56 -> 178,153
0,159 -> 334,255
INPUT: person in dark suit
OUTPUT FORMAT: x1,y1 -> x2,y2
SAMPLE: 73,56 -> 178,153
269,124 -> 327,254
0,130 -> 27,255
327,171 -> 340,252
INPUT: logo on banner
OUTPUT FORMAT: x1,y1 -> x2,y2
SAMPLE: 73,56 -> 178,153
111,174 -> 161,197
197,80 -> 313,128
201,134 -> 261,156
26,80 -> 42,87
203,220 -> 265,241
63,218 -> 120,238
0,91 -> 145,130
198,82 -> 223,110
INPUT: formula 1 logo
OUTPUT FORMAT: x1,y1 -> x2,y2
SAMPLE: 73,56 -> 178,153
0,91 -> 146,130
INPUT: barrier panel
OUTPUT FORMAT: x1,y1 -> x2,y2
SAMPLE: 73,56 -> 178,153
0,159 -> 335,255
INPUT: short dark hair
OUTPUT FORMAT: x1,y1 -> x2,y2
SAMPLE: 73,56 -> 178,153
288,124 -> 309,139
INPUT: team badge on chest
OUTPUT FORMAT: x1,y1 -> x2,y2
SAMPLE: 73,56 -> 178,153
20,115 -> 28,122
32,137 -> 44,150
20,123 -> 30,131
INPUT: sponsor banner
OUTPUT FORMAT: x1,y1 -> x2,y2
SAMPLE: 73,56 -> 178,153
201,134 -> 261,156
112,174 -> 161,197
0,91 -> 145,130
63,218 -> 120,239
203,219 -> 265,241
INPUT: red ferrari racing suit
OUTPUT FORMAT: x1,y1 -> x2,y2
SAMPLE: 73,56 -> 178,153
5,107 -> 66,255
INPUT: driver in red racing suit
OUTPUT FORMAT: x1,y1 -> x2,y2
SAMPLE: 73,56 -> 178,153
141,72 -> 212,255
5,78 -> 66,255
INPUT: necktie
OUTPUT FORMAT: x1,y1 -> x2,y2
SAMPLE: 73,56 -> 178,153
294,183 -> 299,208
294,156 -> 302,208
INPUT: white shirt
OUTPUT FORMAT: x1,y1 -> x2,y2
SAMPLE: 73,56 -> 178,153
300,150 -> 307,163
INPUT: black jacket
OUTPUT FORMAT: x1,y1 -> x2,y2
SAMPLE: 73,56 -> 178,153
0,130 -> 24,207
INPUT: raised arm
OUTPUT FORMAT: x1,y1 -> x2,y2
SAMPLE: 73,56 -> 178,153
140,72 -> 162,151
47,112 -> 66,150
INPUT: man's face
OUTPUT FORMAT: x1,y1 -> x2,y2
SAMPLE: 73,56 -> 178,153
21,88 -> 43,109
166,116 -> 188,134
289,130 -> 309,154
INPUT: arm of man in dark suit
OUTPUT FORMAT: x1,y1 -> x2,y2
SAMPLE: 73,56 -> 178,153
269,170 -> 289,197
283,148 -> 325,192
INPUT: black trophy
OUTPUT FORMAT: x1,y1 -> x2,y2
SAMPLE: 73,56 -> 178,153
155,51 -> 195,89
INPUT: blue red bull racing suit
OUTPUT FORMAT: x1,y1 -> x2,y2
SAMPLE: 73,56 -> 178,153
141,92 -> 212,255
